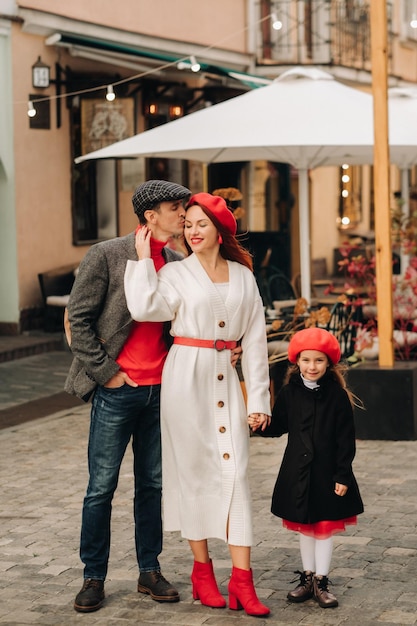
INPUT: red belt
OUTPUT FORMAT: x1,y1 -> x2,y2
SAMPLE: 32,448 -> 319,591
173,337 -> 238,351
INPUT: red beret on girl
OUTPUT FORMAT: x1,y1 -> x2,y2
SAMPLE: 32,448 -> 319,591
187,192 -> 237,235
288,327 -> 341,364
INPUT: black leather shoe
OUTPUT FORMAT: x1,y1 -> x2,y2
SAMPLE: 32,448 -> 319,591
74,578 -> 105,612
137,571 -> 180,602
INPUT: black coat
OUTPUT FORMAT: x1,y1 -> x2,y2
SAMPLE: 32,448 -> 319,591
261,371 -> 364,524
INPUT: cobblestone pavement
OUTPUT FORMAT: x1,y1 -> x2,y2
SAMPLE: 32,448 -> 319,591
1,351 -> 417,625
0,351 -> 72,410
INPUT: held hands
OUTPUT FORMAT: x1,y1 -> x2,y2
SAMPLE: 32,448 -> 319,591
230,345 -> 242,368
247,413 -> 271,432
135,226 -> 152,260
334,483 -> 348,497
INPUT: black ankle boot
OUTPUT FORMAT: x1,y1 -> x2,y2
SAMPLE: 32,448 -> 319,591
287,570 -> 314,603
74,578 -> 105,612
137,571 -> 180,602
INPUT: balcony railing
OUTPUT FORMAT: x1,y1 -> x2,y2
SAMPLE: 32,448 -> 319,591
257,0 -> 393,71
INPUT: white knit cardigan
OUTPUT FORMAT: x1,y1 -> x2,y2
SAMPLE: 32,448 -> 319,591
125,254 -> 271,545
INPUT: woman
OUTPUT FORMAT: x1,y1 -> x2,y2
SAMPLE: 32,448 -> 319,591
124,192 -> 271,616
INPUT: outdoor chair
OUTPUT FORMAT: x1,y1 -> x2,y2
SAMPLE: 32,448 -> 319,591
268,271 -> 296,303
38,264 -> 78,332
326,300 -> 364,359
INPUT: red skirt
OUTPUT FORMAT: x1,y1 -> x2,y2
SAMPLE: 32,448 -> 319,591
283,517 -> 357,539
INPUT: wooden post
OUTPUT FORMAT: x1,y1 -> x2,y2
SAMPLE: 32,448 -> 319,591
370,0 -> 394,366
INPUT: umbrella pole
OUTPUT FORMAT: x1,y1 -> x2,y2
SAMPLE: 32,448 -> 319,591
298,168 -> 311,303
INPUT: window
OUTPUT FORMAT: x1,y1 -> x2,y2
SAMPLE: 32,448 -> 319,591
70,96 -> 135,244
258,0 -> 294,62
401,0 -> 417,41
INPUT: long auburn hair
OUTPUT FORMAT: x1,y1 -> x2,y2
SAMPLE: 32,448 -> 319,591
185,200 -> 253,271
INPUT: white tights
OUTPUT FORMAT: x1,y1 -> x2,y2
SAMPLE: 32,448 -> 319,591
299,534 -> 334,576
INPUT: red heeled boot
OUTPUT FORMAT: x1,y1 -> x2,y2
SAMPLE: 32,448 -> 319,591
191,560 -> 226,608
228,566 -> 270,616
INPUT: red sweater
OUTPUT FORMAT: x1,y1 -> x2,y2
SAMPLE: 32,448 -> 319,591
117,234 -> 168,385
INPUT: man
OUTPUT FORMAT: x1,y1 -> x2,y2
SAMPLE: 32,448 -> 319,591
65,180 -> 191,613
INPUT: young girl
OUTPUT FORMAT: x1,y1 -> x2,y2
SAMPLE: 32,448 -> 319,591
258,327 -> 363,609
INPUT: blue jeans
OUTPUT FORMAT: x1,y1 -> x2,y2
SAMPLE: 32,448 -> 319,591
80,383 -> 162,580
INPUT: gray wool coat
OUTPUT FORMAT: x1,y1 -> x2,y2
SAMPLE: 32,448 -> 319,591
64,232 -> 181,401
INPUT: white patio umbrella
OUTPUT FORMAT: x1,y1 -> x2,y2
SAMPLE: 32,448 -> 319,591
76,67 -> 376,301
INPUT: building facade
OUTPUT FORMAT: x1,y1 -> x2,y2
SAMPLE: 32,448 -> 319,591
1,0 -> 417,332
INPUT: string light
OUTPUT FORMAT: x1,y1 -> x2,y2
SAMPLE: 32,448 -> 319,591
105,85 -> 116,101
339,164 -> 350,227
271,12 -> 283,31
411,13 -> 417,28
27,101 -> 36,117
19,12 -> 276,113
177,55 -> 200,72
190,55 -> 200,72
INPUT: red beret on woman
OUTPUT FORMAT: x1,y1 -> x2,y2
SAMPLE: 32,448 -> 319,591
187,192 -> 237,235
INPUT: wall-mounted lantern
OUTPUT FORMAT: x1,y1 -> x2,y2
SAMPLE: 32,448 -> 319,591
32,57 -> 50,89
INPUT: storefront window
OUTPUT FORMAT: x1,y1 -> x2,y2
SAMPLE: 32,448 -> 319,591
72,160 -> 117,244
70,95 -> 134,244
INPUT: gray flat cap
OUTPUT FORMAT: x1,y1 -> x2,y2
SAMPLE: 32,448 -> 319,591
132,180 -> 191,217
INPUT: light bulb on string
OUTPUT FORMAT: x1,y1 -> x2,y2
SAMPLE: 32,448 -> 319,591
106,85 -> 116,102
27,101 -> 36,117
271,12 -> 283,30
411,13 -> 417,28
190,56 -> 200,72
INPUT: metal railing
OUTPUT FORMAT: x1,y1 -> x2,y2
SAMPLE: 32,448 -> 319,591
257,0 -> 393,71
